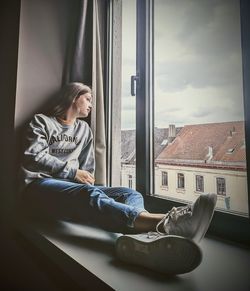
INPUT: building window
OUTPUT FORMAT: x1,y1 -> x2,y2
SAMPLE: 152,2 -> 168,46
161,171 -> 168,187
196,175 -> 204,192
177,173 -> 185,189
217,177 -> 226,196
128,174 -> 133,189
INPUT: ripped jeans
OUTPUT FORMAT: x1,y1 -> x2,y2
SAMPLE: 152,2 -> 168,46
22,178 -> 146,233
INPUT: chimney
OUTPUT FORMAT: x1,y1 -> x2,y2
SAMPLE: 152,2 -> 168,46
229,126 -> 236,137
168,124 -> 176,143
206,146 -> 213,161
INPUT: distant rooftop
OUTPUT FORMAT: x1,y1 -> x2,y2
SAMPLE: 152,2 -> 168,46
121,129 -> 135,163
156,121 -> 246,170
121,126 -> 181,164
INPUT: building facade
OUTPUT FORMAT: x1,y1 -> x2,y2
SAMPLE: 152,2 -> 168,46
155,164 -> 248,215
121,121 -> 248,216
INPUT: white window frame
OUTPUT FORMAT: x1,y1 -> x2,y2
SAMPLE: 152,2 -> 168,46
177,173 -> 185,189
128,174 -> 133,188
216,177 -> 226,196
161,171 -> 168,187
196,175 -> 204,193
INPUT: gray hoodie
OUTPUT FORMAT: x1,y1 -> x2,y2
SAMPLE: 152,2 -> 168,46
20,113 -> 95,191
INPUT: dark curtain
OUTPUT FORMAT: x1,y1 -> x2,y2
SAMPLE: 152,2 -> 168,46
64,0 -> 107,185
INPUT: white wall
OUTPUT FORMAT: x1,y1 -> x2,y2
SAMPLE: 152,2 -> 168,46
121,164 -> 136,189
155,164 -> 248,215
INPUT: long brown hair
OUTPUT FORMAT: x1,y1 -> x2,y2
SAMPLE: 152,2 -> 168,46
47,82 -> 92,117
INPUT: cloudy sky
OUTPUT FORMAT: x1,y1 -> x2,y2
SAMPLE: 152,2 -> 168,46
121,0 -> 244,129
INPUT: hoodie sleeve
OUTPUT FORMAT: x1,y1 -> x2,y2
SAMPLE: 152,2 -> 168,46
22,115 -> 77,179
78,124 -> 95,175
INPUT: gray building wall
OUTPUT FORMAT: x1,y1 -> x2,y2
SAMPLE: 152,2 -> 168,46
15,0 -> 74,126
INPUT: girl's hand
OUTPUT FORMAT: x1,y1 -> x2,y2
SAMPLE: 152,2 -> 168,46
75,169 -> 95,185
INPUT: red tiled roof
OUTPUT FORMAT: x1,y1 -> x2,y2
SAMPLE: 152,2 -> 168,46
156,121 -> 246,167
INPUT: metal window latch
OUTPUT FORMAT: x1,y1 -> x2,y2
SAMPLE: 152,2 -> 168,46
131,75 -> 139,96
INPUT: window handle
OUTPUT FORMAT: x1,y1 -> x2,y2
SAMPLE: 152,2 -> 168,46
131,75 -> 139,96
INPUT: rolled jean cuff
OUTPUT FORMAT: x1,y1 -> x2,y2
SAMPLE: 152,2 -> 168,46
127,208 -> 148,228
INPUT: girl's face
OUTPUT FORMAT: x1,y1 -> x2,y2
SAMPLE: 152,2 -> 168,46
73,92 -> 92,118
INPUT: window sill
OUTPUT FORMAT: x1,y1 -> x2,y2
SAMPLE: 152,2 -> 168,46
160,186 -> 169,190
176,188 -> 186,194
217,194 -> 227,200
15,218 -> 250,291
194,191 -> 203,195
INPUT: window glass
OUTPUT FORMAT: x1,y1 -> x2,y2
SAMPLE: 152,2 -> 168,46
162,171 -> 168,187
196,175 -> 204,192
177,173 -> 185,189
216,177 -> 226,196
128,174 -> 133,188
153,0 -> 248,216
120,0 -> 136,189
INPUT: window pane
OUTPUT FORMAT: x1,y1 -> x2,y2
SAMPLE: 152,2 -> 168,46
216,177 -> 226,196
196,175 -> 204,193
162,171 -> 168,186
120,0 -> 136,189
153,0 -> 249,216
177,173 -> 185,189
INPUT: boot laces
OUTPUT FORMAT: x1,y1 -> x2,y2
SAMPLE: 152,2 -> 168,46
156,205 -> 192,235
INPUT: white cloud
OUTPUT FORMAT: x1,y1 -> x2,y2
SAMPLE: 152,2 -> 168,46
154,85 -> 244,127
121,0 -> 245,129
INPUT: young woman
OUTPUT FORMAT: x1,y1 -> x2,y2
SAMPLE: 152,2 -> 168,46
20,82 -> 217,274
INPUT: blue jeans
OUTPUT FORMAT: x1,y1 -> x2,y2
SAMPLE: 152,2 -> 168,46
22,178 -> 146,233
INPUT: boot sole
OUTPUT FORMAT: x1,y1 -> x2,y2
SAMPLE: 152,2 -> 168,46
193,193 -> 217,242
116,234 -> 202,275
